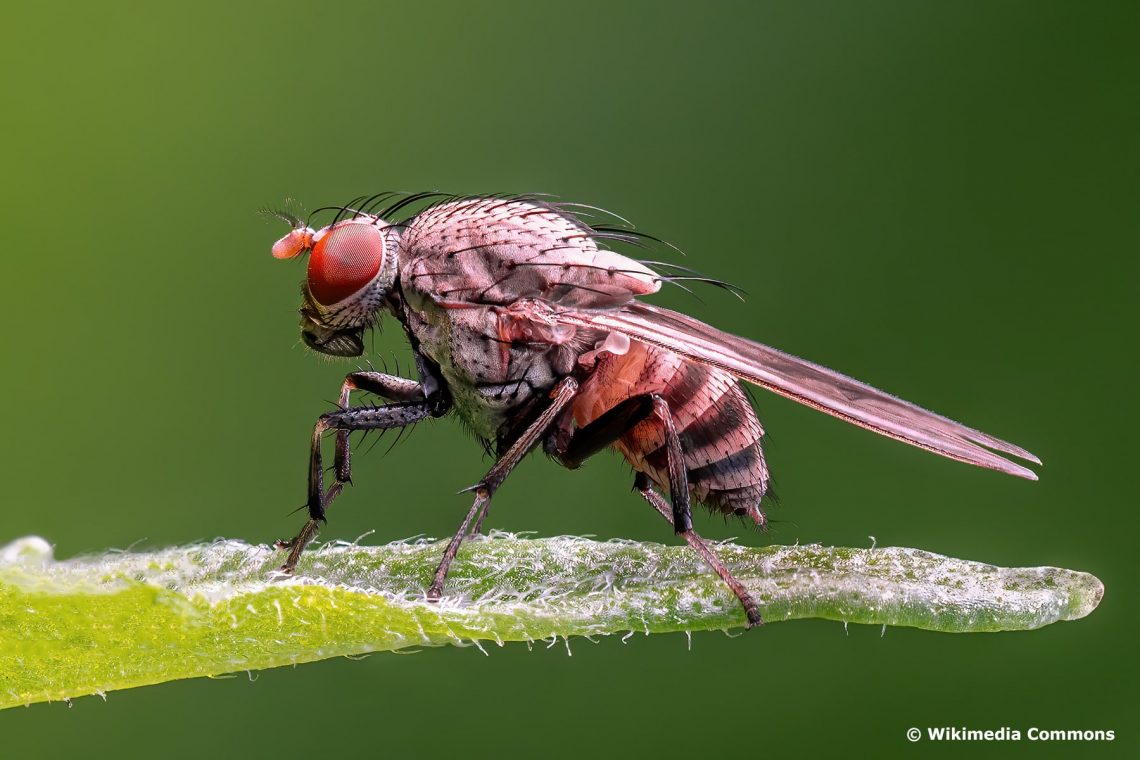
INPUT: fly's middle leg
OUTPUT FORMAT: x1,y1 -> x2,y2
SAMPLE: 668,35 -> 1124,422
427,376 -> 579,600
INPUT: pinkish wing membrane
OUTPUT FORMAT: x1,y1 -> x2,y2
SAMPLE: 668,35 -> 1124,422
557,302 -> 1041,480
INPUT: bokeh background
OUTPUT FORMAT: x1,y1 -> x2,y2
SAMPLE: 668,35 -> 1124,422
2,1 -> 1136,756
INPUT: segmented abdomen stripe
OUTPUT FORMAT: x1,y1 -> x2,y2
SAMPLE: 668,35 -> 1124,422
688,440 -> 766,491
663,360 -> 736,433
575,339 -> 770,515
639,358 -> 768,509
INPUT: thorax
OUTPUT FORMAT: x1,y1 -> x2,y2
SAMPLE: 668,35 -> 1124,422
400,294 -> 579,444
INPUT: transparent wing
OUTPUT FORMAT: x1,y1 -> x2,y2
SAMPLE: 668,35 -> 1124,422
558,302 -> 1040,480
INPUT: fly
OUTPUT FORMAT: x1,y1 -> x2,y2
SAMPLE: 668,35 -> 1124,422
267,194 -> 1040,627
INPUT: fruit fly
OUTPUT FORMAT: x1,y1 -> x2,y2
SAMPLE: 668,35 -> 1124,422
268,193 -> 1040,627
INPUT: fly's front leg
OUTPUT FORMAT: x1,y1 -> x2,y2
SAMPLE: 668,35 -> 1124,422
314,402 -> 431,517
331,372 -> 426,487
279,371 -> 423,552
277,397 -> 436,573
427,376 -> 579,600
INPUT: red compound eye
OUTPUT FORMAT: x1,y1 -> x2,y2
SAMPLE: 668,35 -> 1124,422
307,221 -> 385,305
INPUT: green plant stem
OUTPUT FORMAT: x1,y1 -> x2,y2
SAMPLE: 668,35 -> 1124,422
0,534 -> 1102,709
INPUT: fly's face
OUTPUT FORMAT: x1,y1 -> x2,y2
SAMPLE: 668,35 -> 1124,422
271,216 -> 398,357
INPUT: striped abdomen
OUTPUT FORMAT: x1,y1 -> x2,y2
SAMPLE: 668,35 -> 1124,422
571,340 -> 769,522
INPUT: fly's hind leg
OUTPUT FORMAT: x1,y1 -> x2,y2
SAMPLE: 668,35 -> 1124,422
427,376 -> 579,599
276,371 -> 433,574
635,472 -> 763,628
641,395 -> 763,627
549,392 -> 763,628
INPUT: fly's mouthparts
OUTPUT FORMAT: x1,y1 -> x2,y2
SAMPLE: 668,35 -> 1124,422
302,327 -> 365,357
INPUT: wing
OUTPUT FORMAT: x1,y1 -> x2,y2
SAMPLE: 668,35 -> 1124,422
557,302 -> 1041,480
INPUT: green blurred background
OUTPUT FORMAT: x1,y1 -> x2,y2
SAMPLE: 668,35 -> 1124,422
2,1 -> 1136,756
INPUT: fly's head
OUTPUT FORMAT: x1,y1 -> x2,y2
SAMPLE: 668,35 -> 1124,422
270,212 -> 399,357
